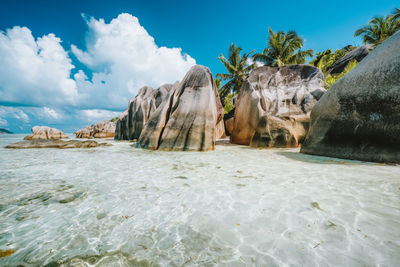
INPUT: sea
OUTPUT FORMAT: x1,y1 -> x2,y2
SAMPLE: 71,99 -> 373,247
0,134 -> 399,266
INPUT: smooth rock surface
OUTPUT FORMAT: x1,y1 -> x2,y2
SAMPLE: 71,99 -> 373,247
115,84 -> 173,140
75,120 -> 116,139
24,126 -> 68,140
138,65 -> 225,151
230,65 -> 325,148
301,32 -> 400,163
114,110 -> 128,140
225,117 -> 234,136
216,120 -> 226,139
328,45 -> 371,75
250,115 -> 309,148
6,139 -> 111,149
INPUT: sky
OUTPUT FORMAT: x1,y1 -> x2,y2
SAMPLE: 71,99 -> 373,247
0,0 -> 398,133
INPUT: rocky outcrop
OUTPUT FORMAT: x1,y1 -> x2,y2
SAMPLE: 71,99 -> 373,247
216,120 -> 226,139
75,126 -> 93,138
24,126 -> 68,140
328,45 -> 371,75
301,32 -> 400,163
114,110 -> 128,140
75,120 -> 116,139
225,118 -> 234,136
138,65 -> 225,151
6,139 -> 111,149
93,120 -> 116,138
230,65 -> 326,148
114,84 -> 173,140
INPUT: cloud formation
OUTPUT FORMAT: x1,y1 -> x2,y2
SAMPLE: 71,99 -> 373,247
0,13 -> 196,132
80,109 -> 120,122
72,13 -> 195,109
0,27 -> 78,107
0,106 -> 30,123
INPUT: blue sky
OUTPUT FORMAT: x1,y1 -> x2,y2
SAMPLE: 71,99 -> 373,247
0,0 -> 399,133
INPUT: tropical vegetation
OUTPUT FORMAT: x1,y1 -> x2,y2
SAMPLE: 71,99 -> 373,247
216,43 -> 255,97
309,45 -> 358,87
223,94 -> 235,114
216,6 -> 399,111
310,46 -> 355,74
393,7 -> 400,21
252,27 -> 314,67
324,60 -> 358,88
354,10 -> 400,47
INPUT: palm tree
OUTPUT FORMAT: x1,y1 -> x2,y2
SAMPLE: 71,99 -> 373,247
216,43 -> 255,97
354,15 -> 400,47
215,78 -> 222,91
310,49 -> 334,71
252,27 -> 314,67
392,7 -> 400,21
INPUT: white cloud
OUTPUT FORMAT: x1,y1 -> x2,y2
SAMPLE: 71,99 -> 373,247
42,107 -> 61,119
0,13 -> 196,132
0,106 -> 30,122
81,109 -> 120,122
71,13 -> 196,109
246,57 -> 264,67
0,26 -> 78,107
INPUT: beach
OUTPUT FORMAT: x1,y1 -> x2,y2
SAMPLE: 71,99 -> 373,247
1,134 -> 399,266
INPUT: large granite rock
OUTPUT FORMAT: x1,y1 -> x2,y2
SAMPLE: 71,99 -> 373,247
328,45 -> 371,75
230,65 -> 326,148
24,126 -> 68,140
216,120 -> 226,139
225,118 -> 234,136
75,120 -> 116,139
93,120 -> 116,138
114,84 -> 173,140
138,65 -> 225,151
75,126 -> 93,138
114,110 -> 128,140
301,32 -> 400,163
6,139 -> 111,149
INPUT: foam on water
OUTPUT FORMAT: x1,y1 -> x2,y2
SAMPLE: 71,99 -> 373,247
0,134 -> 399,266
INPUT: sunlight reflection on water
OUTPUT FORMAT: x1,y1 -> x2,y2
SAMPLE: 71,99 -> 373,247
0,134 -> 399,266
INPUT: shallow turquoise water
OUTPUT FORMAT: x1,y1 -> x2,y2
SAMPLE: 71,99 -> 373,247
0,134 -> 399,266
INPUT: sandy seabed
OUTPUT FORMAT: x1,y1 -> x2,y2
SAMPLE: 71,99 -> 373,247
0,134 -> 399,266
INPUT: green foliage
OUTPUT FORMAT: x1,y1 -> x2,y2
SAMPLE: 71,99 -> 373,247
324,60 -> 358,89
310,46 -> 355,74
253,27 -> 314,67
223,94 -> 234,114
216,43 -> 255,97
215,78 -> 222,91
110,117 -> 119,122
393,7 -> 400,21
354,13 -> 400,47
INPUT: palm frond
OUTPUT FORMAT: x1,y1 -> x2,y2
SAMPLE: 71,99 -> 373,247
216,73 -> 234,80
217,43 -> 255,96
355,14 -> 399,46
